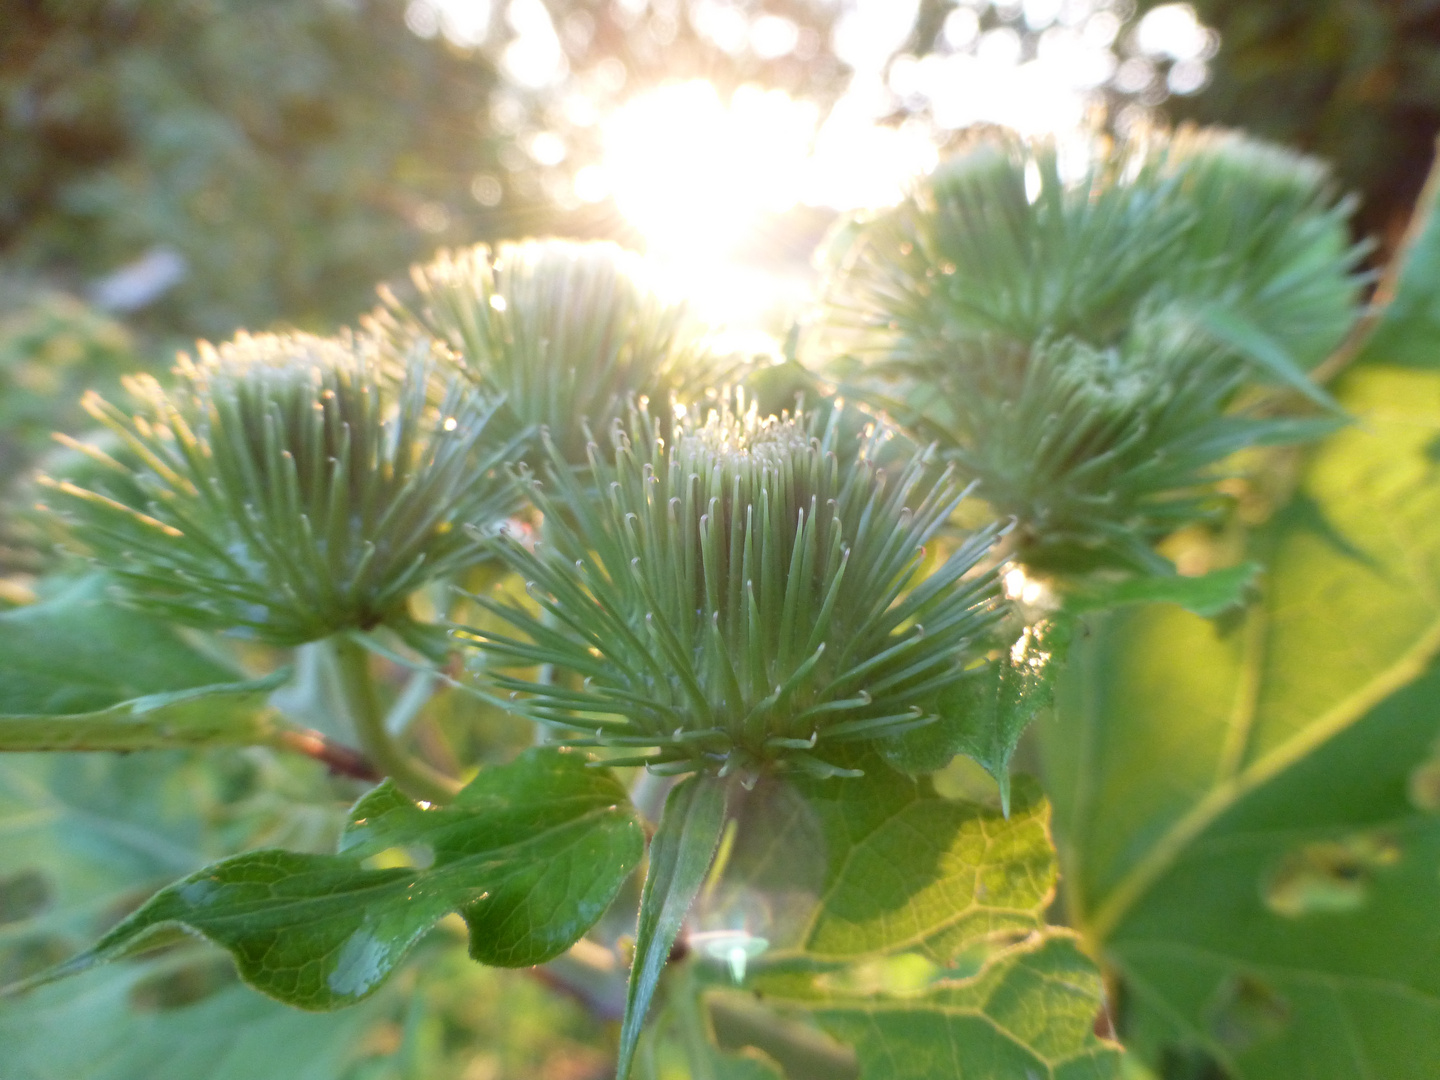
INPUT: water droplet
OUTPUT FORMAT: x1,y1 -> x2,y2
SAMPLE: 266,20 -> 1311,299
1263,833 -> 1399,917
327,931 -> 392,998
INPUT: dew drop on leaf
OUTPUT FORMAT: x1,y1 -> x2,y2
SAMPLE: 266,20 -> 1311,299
326,930 -> 392,999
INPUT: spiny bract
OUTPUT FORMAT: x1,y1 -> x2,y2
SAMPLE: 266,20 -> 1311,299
814,128 -> 1363,572
459,398 -> 1008,780
42,331 -> 517,644
372,238 -> 738,464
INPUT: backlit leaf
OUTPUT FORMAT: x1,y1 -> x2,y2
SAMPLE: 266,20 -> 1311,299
1043,362 -> 1440,1077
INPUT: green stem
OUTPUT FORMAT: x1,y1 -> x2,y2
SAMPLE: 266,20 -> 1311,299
331,635 -> 459,804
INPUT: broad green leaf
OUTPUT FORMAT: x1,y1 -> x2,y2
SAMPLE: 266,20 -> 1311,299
0,749 -> 385,1080
0,576 -> 290,752
804,933 -> 1120,1080
0,737 -> 613,1079
710,763 -> 1119,1077
0,577 -> 240,714
8,748 -> 642,1009
1043,363 -> 1440,1077
619,773 -> 729,1080
716,762 -> 1053,964
1063,563 -> 1261,619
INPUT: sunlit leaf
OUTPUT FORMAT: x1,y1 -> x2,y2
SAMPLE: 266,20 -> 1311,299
699,762 -> 1119,1078
883,624 -> 1066,814
1044,362 -> 1440,1076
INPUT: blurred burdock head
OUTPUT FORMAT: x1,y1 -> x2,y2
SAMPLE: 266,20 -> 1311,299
459,396 -> 1007,781
926,321 -> 1329,574
813,130 -> 1187,360
372,239 -> 740,465
816,126 -> 1361,365
41,331 -> 518,644
813,126 -> 1362,574
1156,127 -> 1367,372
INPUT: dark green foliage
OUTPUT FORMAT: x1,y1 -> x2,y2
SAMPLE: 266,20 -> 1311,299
461,398 -> 1007,780
8,748 -> 643,1009
42,332 -> 517,643
0,0 -> 518,339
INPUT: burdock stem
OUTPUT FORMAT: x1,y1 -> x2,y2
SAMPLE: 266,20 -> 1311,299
331,635 -> 460,804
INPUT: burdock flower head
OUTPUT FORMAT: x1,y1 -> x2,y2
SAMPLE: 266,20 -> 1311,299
373,239 -> 737,464
460,397 -> 1007,781
42,332 -> 517,644
814,128 -> 1364,572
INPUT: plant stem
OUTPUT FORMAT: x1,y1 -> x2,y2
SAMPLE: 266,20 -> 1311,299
331,634 -> 460,804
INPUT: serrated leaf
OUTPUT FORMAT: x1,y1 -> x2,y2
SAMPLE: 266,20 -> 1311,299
719,762 -> 1054,965
713,763 -> 1118,1078
1064,563 -> 1261,619
883,627 -> 1064,813
805,933 -> 1122,1080
7,748 -> 642,1010
1043,363 -> 1440,1077
619,773 -> 729,1080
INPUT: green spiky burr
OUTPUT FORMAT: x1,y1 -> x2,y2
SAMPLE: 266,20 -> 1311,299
373,238 -> 740,464
459,397 -> 1008,781
42,331 -> 518,644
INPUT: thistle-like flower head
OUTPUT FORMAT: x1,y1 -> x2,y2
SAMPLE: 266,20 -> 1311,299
373,239 -> 736,464
814,128 -> 1363,572
43,332 -> 517,644
1158,127 -> 1365,371
817,128 -> 1361,364
460,398 -> 1007,780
